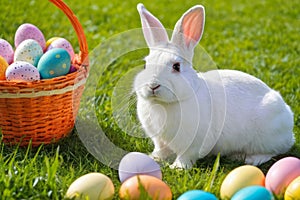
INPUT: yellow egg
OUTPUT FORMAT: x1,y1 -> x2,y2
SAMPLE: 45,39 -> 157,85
285,176 -> 300,200
66,172 -> 115,200
220,165 -> 265,199
45,37 -> 60,49
0,55 -> 9,80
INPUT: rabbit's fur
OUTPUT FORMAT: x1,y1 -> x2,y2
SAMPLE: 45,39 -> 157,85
134,4 -> 295,169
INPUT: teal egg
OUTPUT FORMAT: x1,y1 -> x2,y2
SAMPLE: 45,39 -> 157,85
231,186 -> 274,200
37,48 -> 71,79
177,190 -> 217,200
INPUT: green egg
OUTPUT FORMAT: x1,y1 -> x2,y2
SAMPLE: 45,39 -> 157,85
37,48 -> 71,79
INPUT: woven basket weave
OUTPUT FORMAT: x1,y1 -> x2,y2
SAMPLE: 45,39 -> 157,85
0,0 -> 89,147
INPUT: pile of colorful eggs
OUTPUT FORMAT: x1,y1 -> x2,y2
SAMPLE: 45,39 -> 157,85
0,23 -> 76,82
64,154 -> 300,200
220,156 -> 300,200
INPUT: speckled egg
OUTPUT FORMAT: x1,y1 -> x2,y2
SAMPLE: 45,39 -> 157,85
118,152 -> 162,183
119,175 -> 172,200
37,48 -> 71,79
47,37 -> 75,61
266,157 -> 300,195
220,165 -> 265,199
0,55 -> 9,80
285,176 -> 300,200
14,39 -> 43,66
14,23 -> 46,51
0,39 -> 14,64
6,61 -> 40,82
177,190 -> 218,200
231,186 -> 274,200
45,37 -> 60,49
66,172 -> 115,200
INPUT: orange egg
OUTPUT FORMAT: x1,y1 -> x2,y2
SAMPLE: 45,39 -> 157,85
119,175 -> 172,200
0,55 -> 8,80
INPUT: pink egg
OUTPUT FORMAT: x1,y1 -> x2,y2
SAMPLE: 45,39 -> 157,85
0,39 -> 14,64
265,157 -> 300,195
46,38 -> 75,61
14,23 -> 46,51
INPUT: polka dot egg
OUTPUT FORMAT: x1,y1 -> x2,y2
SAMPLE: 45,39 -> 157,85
14,23 -> 46,51
47,37 -> 75,61
6,61 -> 40,82
14,39 -> 43,67
0,38 -> 14,64
37,48 -> 71,79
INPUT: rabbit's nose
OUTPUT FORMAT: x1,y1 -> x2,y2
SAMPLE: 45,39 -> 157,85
149,84 -> 161,93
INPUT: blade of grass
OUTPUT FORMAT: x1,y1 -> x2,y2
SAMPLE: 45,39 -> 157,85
204,153 -> 220,192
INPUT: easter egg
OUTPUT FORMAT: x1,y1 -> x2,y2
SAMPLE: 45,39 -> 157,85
47,37 -> 75,61
220,165 -> 265,199
118,152 -> 162,183
119,175 -> 172,200
45,37 -> 60,49
14,39 -> 43,66
66,172 -> 115,200
0,38 -> 14,64
266,157 -> 300,195
285,176 -> 300,200
69,64 -> 77,73
177,190 -> 217,200
37,48 -> 71,79
14,23 -> 46,50
6,61 -> 40,82
231,186 -> 274,200
0,55 -> 9,80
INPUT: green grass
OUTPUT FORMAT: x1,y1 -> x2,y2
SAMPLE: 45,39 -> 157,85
0,0 -> 299,199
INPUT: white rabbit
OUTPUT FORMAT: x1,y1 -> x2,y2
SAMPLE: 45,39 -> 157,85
134,3 -> 295,169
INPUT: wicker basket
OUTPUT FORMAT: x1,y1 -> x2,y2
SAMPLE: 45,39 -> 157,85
0,0 -> 89,147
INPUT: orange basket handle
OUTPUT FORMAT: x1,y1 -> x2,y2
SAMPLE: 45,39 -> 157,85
49,0 -> 89,67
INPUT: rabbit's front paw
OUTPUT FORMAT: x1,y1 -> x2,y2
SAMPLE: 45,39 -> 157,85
151,147 -> 174,160
170,158 -> 193,169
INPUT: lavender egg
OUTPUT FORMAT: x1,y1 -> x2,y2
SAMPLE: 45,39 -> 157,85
47,38 -> 75,61
118,152 -> 162,183
14,39 -> 43,67
6,61 -> 40,82
0,38 -> 14,64
14,23 -> 46,51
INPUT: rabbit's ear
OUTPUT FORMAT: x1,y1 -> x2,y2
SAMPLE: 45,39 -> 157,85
137,3 -> 169,47
171,5 -> 205,51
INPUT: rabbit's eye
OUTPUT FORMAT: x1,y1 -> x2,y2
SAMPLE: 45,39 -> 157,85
172,62 -> 180,72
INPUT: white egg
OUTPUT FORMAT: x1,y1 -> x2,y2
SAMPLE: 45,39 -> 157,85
14,39 -> 43,67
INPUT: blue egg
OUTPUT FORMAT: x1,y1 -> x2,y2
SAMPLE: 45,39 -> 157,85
177,190 -> 217,200
37,48 -> 71,79
231,186 -> 274,200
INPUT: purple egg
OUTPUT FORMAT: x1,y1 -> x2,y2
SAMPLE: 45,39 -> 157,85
6,61 -> 40,82
69,64 -> 77,73
0,39 -> 14,64
14,23 -> 46,51
118,152 -> 162,183
47,38 -> 75,61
